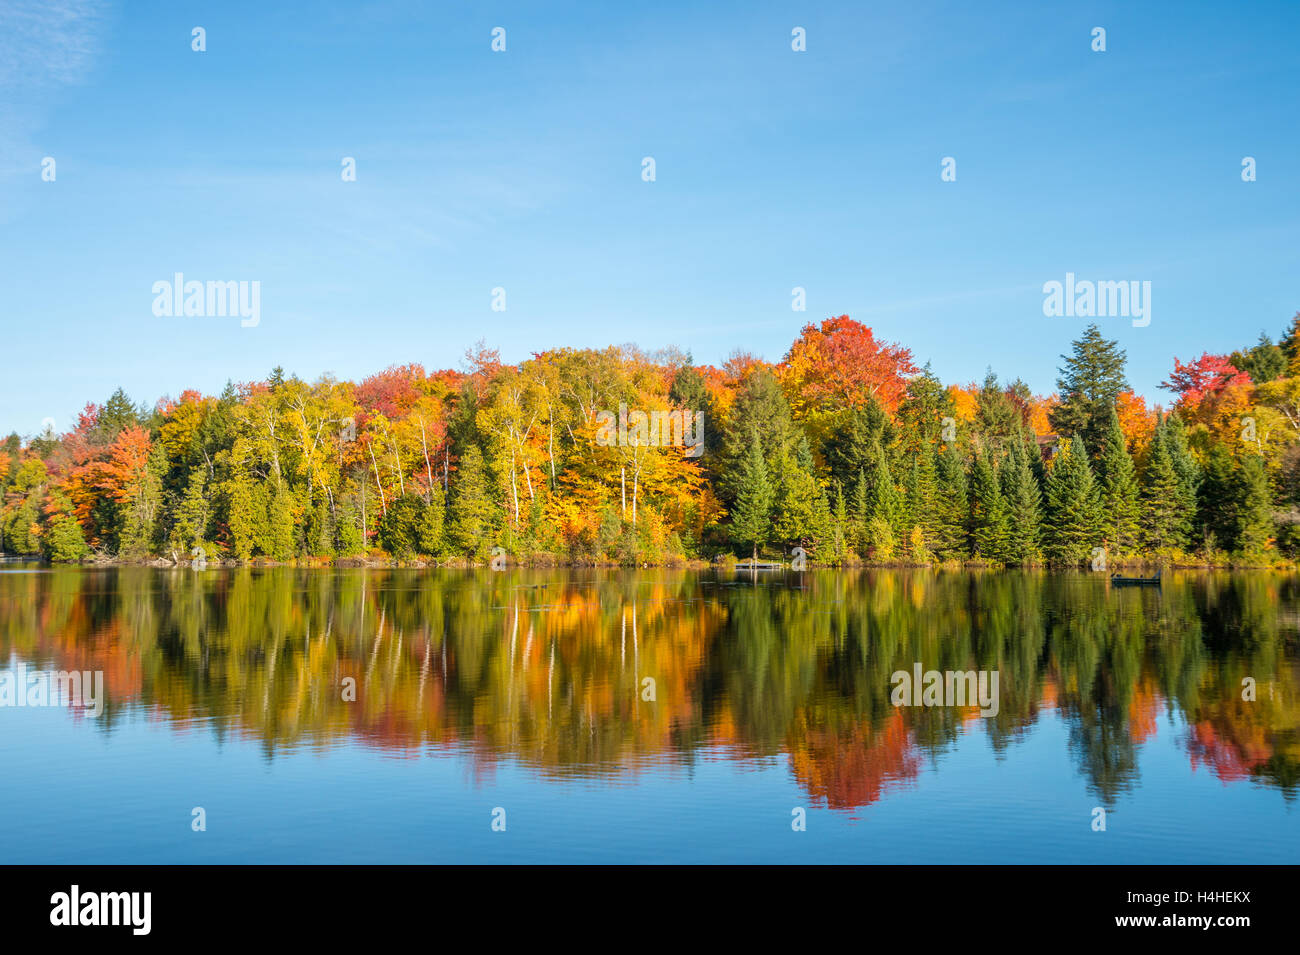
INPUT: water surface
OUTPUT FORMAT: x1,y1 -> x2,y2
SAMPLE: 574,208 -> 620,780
0,566 -> 1295,863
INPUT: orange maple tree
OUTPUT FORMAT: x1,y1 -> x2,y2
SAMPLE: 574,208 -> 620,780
780,316 -> 918,420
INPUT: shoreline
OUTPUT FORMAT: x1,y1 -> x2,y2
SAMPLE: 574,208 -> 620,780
3,554 -> 1294,571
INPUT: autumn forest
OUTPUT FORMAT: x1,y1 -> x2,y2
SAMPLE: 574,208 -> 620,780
4,314 -> 1300,568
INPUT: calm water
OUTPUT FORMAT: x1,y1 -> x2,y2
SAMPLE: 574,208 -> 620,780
0,565 -> 1296,864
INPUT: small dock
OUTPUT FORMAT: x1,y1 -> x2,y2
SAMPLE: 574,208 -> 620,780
734,561 -> 785,571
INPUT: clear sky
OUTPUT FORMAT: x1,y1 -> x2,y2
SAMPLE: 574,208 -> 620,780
1,0 -> 1297,437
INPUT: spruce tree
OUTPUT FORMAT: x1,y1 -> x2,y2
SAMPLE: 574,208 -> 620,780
1044,437 -> 1103,565
312,496 -> 335,556
335,492 -> 364,556
448,444 -> 496,555
267,478 -> 295,560
772,451 -> 829,549
904,450 -> 940,554
1002,438 -> 1043,563
1197,444 -> 1237,553
1049,324 -> 1129,456
864,437 -> 902,539
934,444 -> 969,560
719,369 -> 798,504
828,481 -> 849,564
418,485 -> 445,554
970,451 -> 1010,563
1230,332 -> 1286,385
824,399 -> 891,489
1140,424 -> 1191,552
379,494 -> 423,558
1097,408 -> 1140,556
731,431 -> 774,560
174,466 -> 211,553
1234,454 -> 1273,556
851,467 -> 870,554
1164,414 -> 1201,530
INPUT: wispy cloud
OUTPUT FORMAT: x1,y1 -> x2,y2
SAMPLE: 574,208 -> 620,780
0,0 -> 109,177
0,0 -> 107,92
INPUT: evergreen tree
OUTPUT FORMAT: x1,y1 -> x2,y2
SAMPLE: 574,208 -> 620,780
447,444 -> 496,555
1044,438 -> 1103,565
1140,423 -> 1192,552
1049,324 -> 1129,456
850,467 -> 870,554
668,361 -> 720,459
418,485 -> 445,554
970,452 -> 1010,562
379,494 -> 426,558
1097,408 -> 1140,556
863,437 -> 903,537
1002,438 -> 1043,563
263,478 -> 295,559
97,388 -> 140,443
827,481 -> 849,564
824,399 -> 891,491
1230,332 -> 1286,384
895,365 -> 954,455
223,470 -> 257,560
1234,454 -> 1273,556
1197,444 -> 1237,553
311,496 -> 335,556
731,430 -> 774,560
904,449 -> 940,553
1164,413 -> 1201,524
772,452 -> 830,550
335,492 -> 365,556
719,369 -> 798,504
118,443 -> 165,558
975,369 -> 1021,451
1279,310 -> 1300,371
173,466 -> 211,554
934,445 -> 969,560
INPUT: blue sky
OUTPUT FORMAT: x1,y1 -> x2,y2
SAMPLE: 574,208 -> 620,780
1,0 -> 1297,436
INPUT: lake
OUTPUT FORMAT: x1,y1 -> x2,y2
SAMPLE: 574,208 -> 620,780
0,565 -> 1296,863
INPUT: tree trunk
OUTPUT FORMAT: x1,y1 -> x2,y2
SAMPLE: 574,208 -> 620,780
369,441 -> 387,514
548,419 -> 556,489
419,416 -> 434,504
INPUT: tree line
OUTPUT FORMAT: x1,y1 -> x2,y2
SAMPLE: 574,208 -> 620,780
3,314 -> 1299,566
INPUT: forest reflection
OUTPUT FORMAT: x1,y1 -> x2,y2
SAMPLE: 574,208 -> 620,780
1,567 -> 1296,810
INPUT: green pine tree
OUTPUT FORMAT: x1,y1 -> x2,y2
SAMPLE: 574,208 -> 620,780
904,449 -> 940,557
1140,423 -> 1192,553
731,431 -> 774,560
970,451 -> 1010,563
1001,437 -> 1043,563
447,445 -> 496,556
335,491 -> 365,556
828,481 -> 849,564
267,478 -> 296,560
1164,413 -> 1200,531
1097,408 -> 1140,556
934,444 -> 969,560
772,452 -> 830,551
1234,453 -> 1273,557
850,467 -> 870,555
1197,444 -> 1237,553
863,437 -> 903,540
1044,437 -> 1103,565
311,496 -> 335,556
1049,324 -> 1129,456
